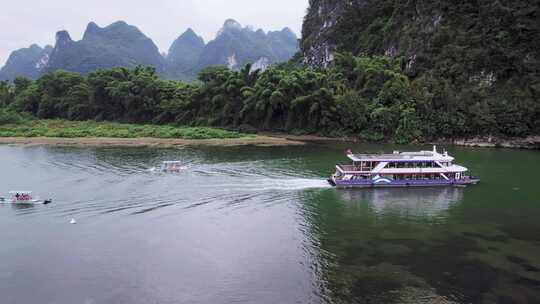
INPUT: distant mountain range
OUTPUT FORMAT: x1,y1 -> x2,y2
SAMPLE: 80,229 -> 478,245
0,19 -> 298,81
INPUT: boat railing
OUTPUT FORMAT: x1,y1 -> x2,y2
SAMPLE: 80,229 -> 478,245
337,163 -> 372,173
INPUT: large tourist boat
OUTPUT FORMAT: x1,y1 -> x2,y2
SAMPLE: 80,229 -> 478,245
329,146 -> 480,188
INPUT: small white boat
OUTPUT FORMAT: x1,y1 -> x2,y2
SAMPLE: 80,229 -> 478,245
1,191 -> 52,205
160,161 -> 188,173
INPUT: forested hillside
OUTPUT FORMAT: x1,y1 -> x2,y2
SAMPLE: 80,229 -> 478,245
302,0 -> 540,137
2,50 -> 534,142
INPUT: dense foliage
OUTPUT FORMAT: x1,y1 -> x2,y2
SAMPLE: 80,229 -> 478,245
1,52 -> 537,142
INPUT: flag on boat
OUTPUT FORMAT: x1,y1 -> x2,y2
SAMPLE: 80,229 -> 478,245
345,149 -> 353,155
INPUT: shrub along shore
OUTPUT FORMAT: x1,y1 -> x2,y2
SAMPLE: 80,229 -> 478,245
1,118 -> 537,149
0,119 -> 316,147
0,119 -> 247,140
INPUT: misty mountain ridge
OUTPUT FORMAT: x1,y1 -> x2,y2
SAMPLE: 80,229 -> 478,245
165,28 -> 206,80
44,21 -> 165,76
0,44 -> 53,81
199,19 -> 298,70
0,19 -> 299,81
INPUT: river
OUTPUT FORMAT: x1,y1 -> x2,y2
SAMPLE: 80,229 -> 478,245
0,143 -> 539,304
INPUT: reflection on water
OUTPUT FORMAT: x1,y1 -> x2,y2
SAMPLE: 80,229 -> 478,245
9,202 -> 36,211
338,187 -> 464,220
1,144 -> 540,304
308,188 -> 540,303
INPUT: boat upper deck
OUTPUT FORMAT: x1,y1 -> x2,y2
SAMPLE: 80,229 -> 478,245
347,147 -> 453,162
337,163 -> 468,174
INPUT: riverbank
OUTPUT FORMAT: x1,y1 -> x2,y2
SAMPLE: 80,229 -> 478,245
3,133 -> 539,149
0,119 -> 307,147
451,136 -> 540,149
0,136 -> 305,147
0,119 -> 250,140
1,119 -> 538,149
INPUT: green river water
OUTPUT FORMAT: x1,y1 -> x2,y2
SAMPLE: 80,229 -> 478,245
0,143 -> 539,303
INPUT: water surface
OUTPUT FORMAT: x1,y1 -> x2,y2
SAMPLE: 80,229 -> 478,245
0,143 -> 539,303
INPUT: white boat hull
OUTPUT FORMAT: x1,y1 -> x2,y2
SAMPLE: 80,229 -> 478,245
0,198 -> 51,205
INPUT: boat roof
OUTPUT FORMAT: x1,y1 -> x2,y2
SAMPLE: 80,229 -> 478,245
9,191 -> 32,194
347,146 -> 454,162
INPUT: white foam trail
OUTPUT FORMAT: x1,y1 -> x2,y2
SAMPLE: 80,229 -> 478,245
211,178 -> 332,192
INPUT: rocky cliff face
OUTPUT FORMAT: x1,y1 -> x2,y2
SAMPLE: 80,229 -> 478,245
302,0 -> 350,67
44,21 -> 165,74
0,44 -> 52,80
301,0 -> 540,85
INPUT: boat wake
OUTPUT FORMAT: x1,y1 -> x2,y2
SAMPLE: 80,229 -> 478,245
40,175 -> 330,218
5,151 -> 331,218
212,177 -> 331,192
183,161 -> 331,192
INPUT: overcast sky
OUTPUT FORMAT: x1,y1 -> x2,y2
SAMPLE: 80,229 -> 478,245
1,0 -> 309,65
